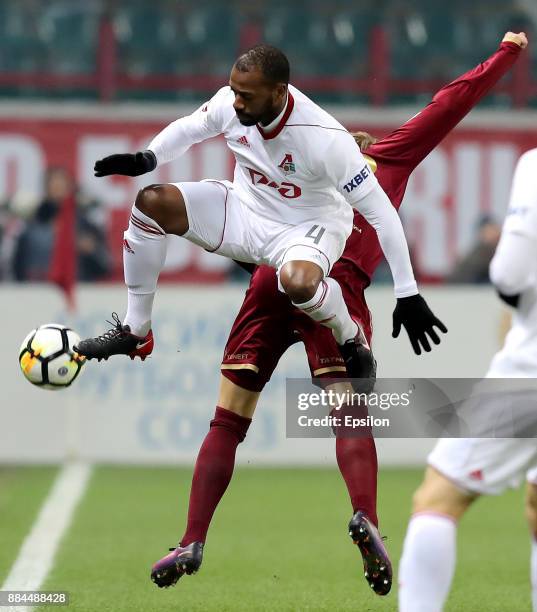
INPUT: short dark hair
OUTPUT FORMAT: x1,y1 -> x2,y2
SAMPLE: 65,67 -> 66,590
234,44 -> 290,85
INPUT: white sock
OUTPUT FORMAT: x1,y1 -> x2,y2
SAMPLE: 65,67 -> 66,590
531,537 -> 537,611
399,513 -> 457,612
292,277 -> 358,344
123,206 -> 167,336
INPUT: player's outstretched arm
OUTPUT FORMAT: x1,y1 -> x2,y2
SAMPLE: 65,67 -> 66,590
333,130 -> 448,354
368,32 -> 528,175
94,87 -> 229,177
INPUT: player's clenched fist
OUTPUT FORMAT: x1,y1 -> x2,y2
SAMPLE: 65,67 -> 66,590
392,294 -> 448,355
502,31 -> 528,49
94,150 -> 157,177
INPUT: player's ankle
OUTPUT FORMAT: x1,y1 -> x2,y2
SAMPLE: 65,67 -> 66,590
334,320 -> 359,345
125,320 -> 151,337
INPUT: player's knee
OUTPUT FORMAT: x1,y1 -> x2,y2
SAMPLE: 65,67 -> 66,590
411,481 -> 436,513
218,375 -> 260,419
134,184 -> 164,219
412,468 -> 473,520
134,184 -> 187,234
525,483 -> 537,536
279,262 -> 322,303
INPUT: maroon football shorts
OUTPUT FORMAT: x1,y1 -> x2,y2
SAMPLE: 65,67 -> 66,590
221,265 -> 372,392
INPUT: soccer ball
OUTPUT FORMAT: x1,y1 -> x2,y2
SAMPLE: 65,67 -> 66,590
19,324 -> 86,390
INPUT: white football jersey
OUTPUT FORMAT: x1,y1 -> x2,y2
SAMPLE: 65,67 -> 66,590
488,148 -> 537,377
148,84 -> 377,226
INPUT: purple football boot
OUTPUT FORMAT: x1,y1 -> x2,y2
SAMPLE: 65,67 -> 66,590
348,511 -> 392,596
151,541 -> 203,588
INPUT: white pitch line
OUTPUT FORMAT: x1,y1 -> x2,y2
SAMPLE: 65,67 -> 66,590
1,462 -> 93,611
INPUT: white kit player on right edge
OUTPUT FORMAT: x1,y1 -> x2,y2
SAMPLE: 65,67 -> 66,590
399,147 -> 537,612
75,44 -> 446,373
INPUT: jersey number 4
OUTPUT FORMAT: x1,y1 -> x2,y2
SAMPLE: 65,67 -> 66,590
305,225 -> 326,244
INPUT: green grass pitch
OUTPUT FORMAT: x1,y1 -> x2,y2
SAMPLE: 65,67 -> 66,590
0,466 -> 532,611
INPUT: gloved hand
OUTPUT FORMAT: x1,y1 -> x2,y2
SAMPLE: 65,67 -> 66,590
94,150 -> 157,177
392,294 -> 447,355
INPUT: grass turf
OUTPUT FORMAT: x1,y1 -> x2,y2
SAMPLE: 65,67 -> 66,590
5,466 -> 526,611
0,466 -> 59,584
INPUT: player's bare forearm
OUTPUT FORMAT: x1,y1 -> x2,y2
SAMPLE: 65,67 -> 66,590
371,32 -> 527,172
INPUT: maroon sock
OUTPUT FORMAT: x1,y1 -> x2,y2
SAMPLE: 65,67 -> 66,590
336,435 -> 379,527
180,407 -> 251,546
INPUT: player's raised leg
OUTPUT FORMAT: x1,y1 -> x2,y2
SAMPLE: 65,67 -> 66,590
152,268 -> 290,587
75,181 -> 223,360
123,184 -> 188,333
151,376 -> 257,587
280,260 -> 358,344
398,465 -> 475,612
279,249 -> 374,381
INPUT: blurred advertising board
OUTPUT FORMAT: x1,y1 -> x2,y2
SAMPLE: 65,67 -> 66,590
1,284 -> 503,465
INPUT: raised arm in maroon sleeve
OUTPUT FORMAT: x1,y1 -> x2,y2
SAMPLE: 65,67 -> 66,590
336,41 -> 522,280
365,41 -> 522,199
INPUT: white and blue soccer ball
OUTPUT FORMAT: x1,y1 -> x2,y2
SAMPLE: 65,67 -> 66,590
19,324 -> 86,390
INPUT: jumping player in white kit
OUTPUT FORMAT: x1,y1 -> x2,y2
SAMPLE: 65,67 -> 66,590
399,144 -> 537,610
75,44 -> 445,374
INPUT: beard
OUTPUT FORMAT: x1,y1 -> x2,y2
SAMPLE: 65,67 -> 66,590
235,100 -> 275,127
235,112 -> 258,126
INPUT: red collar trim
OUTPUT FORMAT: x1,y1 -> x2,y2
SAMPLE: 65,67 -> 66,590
256,92 -> 294,140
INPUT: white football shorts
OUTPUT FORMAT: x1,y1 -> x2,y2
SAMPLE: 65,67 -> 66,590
428,437 -> 537,496
172,179 -> 349,276
427,383 -> 537,495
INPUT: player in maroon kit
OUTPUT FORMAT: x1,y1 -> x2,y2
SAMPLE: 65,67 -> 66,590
151,33 -> 527,595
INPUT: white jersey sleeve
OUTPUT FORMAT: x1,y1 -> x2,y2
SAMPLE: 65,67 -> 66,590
148,86 -> 229,165
354,183 -> 418,296
490,149 -> 537,295
323,132 -> 418,297
323,131 -> 377,205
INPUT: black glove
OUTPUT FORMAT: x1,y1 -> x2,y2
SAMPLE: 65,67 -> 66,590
94,150 -> 157,177
497,289 -> 520,308
392,294 -> 448,355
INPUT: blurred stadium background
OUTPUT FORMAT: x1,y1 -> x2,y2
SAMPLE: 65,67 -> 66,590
1,1 -> 537,610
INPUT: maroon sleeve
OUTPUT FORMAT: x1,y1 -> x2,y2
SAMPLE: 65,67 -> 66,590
366,42 -> 522,174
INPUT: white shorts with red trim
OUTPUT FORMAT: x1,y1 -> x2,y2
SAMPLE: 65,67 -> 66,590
173,179 -> 349,275
428,437 -> 537,496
